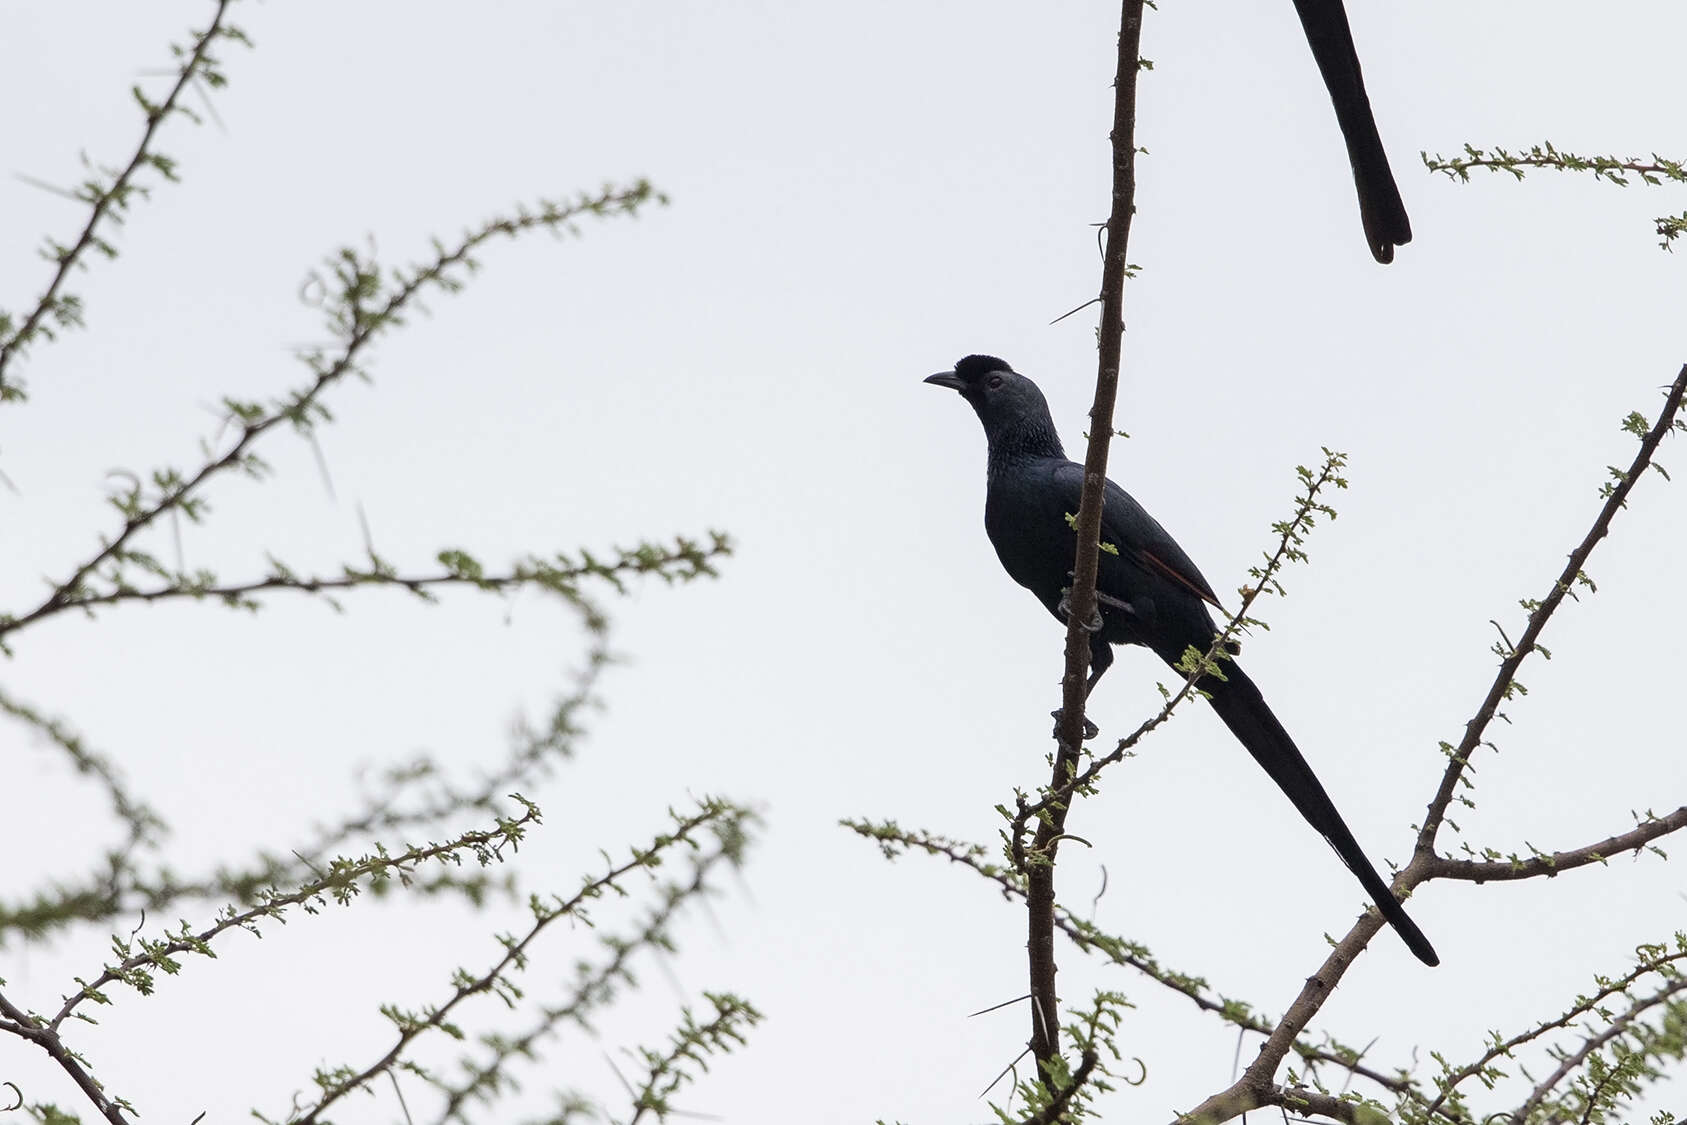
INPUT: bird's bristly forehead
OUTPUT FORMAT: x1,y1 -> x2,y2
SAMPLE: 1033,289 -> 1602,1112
953,355 -> 1013,382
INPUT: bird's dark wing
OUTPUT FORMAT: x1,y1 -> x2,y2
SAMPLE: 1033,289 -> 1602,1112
1050,464 -> 1225,611
1289,0 -> 1411,263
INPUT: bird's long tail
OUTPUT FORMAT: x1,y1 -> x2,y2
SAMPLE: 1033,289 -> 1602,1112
1192,656 -> 1439,966
1288,0 -> 1412,263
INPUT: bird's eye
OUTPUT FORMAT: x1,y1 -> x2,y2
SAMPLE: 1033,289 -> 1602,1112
987,374 -> 1004,389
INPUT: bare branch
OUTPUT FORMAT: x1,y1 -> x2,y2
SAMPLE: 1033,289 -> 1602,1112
1028,0 -> 1147,1070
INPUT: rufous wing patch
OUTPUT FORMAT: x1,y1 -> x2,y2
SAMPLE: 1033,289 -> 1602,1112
1140,548 -> 1225,611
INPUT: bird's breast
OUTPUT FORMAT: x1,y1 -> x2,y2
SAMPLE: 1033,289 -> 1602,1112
984,485 -> 1077,609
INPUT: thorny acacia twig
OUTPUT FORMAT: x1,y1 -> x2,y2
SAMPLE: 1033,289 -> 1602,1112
271,800 -> 750,1125
0,0 -> 245,399
48,804 -> 543,1032
0,182 -> 660,651
1427,940 -> 1687,1119
1513,974 -> 1687,1123
1423,142 -> 1687,249
1417,367 -> 1687,855
5,535 -> 729,624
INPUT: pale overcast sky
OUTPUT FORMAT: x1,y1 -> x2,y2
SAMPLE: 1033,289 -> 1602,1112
4,2 -> 1686,1122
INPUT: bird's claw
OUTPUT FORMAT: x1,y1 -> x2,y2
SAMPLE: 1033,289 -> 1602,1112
1095,588 -> 1136,617
1056,588 -> 1105,634
1051,708 -> 1100,741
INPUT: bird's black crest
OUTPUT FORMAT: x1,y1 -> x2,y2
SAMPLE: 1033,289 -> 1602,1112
953,355 -> 1013,382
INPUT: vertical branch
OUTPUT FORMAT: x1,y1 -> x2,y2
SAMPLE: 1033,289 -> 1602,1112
1027,0 -> 1147,1070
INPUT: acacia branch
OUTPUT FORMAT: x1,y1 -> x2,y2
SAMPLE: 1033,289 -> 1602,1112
1,621 -> 615,946
50,804 -> 543,1032
0,183 -> 658,650
429,884 -> 746,1123
1265,1085 -> 1373,1125
0,0 -> 243,399
1428,806 -> 1687,883
1427,941 -> 1687,1118
1015,1049 -> 1100,1125
1173,1075 -> 1393,1125
1028,0 -> 1146,1069
0,686 -> 165,853
1417,365 -> 1687,854
1050,908 -> 1415,1097
844,820 -> 1414,1098
1425,142 -> 1686,187
279,799 -> 749,1125
297,628 -> 611,858
1177,884 -> 1413,1125
620,993 -> 762,1125
0,988 -> 130,1124
1514,976 -> 1687,1123
8,532 -> 728,629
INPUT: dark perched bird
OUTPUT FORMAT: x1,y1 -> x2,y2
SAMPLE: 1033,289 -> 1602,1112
925,355 -> 1437,966
1291,0 -> 1412,262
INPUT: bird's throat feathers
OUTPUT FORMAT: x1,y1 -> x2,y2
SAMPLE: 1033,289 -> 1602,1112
983,413 -> 1066,476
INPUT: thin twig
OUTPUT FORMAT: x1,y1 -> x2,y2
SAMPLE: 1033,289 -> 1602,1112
0,185 -> 656,648
1427,945 -> 1687,1119
1417,366 -> 1687,854
1513,976 -> 1687,1123
0,0 -> 240,396
50,806 -> 542,1032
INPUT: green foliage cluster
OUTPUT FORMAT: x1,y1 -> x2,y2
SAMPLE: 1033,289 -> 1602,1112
0,4 -> 756,1123
1424,142 -> 1687,250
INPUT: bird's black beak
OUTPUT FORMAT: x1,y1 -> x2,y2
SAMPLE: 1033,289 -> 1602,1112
924,371 -> 966,391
